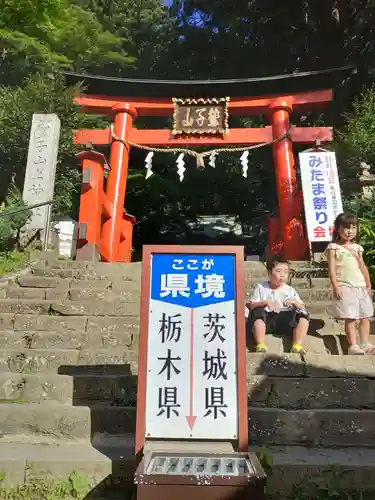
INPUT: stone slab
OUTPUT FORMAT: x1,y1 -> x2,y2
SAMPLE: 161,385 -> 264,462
246,353 -> 305,377
50,301 -> 140,316
304,353 -> 375,378
45,288 -> 69,300
68,288 -> 140,303
293,277 -> 330,289
10,330 -> 133,350
3,441 -> 375,493
0,442 -> 115,488
70,278 -> 113,290
0,446 -> 26,487
0,438 -> 137,488
0,330 -> 27,349
245,287 -> 332,301
32,268 -> 81,278
251,445 -> 375,495
247,376 -> 375,409
5,287 -> 46,299
5,404 -> 373,446
90,405 -> 136,437
0,349 -> 80,373
18,275 -> 70,288
0,300 -> 55,314
0,314 -> 15,330
32,264 -> 141,281
86,316 -> 139,337
28,331 -> 101,350
245,353 -> 375,378
76,349 -> 138,373
0,403 -> 91,440
248,407 -> 375,446
72,374 -> 137,404
0,373 -> 73,404
247,334 -> 326,355
14,314 -> 87,332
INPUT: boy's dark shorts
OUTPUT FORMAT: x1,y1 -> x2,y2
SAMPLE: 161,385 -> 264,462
250,307 -> 310,335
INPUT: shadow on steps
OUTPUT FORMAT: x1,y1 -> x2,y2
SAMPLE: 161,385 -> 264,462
245,314 -> 345,355
57,351 -> 375,499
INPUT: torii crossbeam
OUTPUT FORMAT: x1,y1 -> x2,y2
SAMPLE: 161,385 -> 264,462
66,66 -> 354,262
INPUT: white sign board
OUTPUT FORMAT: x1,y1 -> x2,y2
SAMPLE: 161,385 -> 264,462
145,254 -> 238,440
299,150 -> 343,242
23,114 -> 60,231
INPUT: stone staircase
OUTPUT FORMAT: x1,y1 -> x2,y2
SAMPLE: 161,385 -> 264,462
0,255 -> 375,496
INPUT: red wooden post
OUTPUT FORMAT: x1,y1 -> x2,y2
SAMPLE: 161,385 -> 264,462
267,216 -> 283,258
118,213 -> 136,263
76,151 -> 106,261
269,99 -> 307,260
101,103 -> 137,262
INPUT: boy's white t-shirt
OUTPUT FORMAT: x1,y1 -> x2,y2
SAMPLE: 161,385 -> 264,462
245,281 -> 303,316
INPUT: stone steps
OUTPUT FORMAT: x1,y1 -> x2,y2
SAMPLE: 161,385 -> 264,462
0,300 -> 140,316
2,402 -> 375,448
2,372 -> 375,409
0,298 -> 334,316
3,314 -> 138,334
0,439 -> 134,488
246,353 -> 375,377
4,286 -> 139,302
0,348 -> 138,373
0,402 -> 136,440
0,329 -> 134,350
5,284 -> 332,302
30,268 -> 330,288
0,257 -> 374,495
16,273 -> 332,290
248,407 -> 375,447
250,445 -> 375,496
0,441 -> 374,496
7,349 -> 361,375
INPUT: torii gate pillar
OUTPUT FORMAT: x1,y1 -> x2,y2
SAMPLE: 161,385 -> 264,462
71,74 -> 345,262
270,99 -> 304,260
101,103 -> 137,261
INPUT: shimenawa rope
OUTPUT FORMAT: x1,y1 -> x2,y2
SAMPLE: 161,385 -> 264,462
110,124 -> 292,168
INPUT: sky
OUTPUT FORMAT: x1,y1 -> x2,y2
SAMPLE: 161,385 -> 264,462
163,0 -> 207,27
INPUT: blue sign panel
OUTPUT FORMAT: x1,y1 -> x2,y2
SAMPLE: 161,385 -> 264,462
150,253 -> 235,308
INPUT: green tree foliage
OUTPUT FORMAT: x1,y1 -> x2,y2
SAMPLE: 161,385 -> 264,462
0,0 -> 134,85
2,0 -> 375,255
340,86 -> 375,283
339,86 -> 375,170
172,0 -> 375,78
0,0 -> 173,223
0,74 -> 109,214
74,0 -> 176,75
0,185 -> 31,251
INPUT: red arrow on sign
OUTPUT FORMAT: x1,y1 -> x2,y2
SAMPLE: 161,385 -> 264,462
186,308 -> 197,430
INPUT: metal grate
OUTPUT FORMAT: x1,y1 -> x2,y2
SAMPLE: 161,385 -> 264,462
147,455 -> 254,476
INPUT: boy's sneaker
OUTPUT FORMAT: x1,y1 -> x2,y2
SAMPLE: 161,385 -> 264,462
290,343 -> 306,354
348,344 -> 365,355
255,343 -> 268,353
360,344 -> 375,355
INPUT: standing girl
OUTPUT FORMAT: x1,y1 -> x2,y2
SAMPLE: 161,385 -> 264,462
326,212 -> 374,355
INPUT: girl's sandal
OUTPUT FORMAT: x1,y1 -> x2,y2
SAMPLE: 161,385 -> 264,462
361,344 -> 375,355
348,344 -> 365,355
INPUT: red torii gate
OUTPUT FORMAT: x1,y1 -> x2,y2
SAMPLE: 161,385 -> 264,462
68,66 -> 353,262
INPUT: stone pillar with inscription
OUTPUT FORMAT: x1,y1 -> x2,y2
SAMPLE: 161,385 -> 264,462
22,114 -> 61,240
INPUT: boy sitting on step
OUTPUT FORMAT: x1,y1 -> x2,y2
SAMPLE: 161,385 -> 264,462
246,256 -> 309,354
